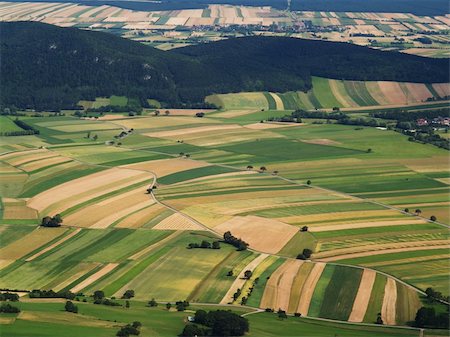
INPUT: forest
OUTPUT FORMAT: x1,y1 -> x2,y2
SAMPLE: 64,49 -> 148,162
1,21 -> 448,110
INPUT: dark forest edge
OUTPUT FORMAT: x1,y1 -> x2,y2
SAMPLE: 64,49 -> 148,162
1,21 -> 448,111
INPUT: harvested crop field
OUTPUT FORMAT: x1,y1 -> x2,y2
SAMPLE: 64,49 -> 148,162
297,262 -> 326,316
260,259 -> 303,311
123,158 -> 210,178
214,216 -> 299,254
381,278 -> 397,325
348,269 -> 377,322
152,213 -> 203,230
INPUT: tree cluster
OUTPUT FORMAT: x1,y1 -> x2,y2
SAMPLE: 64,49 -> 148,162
415,307 -> 449,329
425,287 -> 449,303
175,300 -> 190,312
0,303 -> 20,313
86,105 -> 142,114
181,310 -> 249,337
0,292 -> 19,302
223,231 -> 249,251
187,240 -> 220,249
40,214 -> 63,227
117,321 -> 141,337
296,248 -> 313,260
29,289 -> 75,299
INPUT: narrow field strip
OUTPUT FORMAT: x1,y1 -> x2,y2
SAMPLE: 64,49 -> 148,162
273,260 -> 303,311
348,269 -> 377,322
309,218 -> 428,232
220,253 -> 268,304
128,231 -> 181,260
316,243 -> 450,262
381,278 -> 397,325
314,239 -> 450,258
297,262 -> 326,316
70,263 -> 119,293
25,228 -> 82,261
89,200 -> 153,229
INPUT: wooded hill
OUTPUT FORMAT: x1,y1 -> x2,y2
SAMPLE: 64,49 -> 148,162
1,21 -> 448,110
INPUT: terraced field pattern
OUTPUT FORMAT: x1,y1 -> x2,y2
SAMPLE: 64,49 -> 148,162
0,109 -> 449,335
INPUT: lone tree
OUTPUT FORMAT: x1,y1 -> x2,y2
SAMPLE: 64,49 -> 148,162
65,301 -> 78,313
376,313 -> 383,325
367,148 -> 372,153
154,110 -> 160,116
165,110 -> 170,116
259,166 -> 267,173
306,180 -> 312,185
227,270 -> 234,277
246,165 -> 253,170
166,302 -> 172,310
300,226 -> 308,232
122,290 -> 135,299
244,270 -> 253,279
404,208 -> 409,213
148,298 -> 158,307
430,215 -> 437,221
415,209 -> 422,215
278,309 -> 288,320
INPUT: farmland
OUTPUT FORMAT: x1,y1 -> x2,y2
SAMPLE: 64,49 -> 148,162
1,2 -> 449,58
0,100 -> 448,335
206,78 -> 450,110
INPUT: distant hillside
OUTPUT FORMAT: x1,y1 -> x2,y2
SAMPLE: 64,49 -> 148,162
1,22 -> 448,110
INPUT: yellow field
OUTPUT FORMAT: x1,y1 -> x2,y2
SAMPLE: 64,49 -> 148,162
214,216 -> 299,254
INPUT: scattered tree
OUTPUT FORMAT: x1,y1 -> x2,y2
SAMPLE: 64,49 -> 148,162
415,209 -> 422,215
430,215 -> 437,221
300,226 -> 308,232
166,302 -> 172,310
246,165 -> 253,170
176,300 -> 189,311
154,110 -> 160,116
212,241 -> 221,249
259,166 -> 267,173
404,208 -> 409,213
227,270 -> 233,277
148,298 -> 158,307
164,110 -> 170,116
367,148 -> 372,153
125,300 -> 130,308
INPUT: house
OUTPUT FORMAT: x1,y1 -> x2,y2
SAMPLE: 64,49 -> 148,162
416,118 -> 428,126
